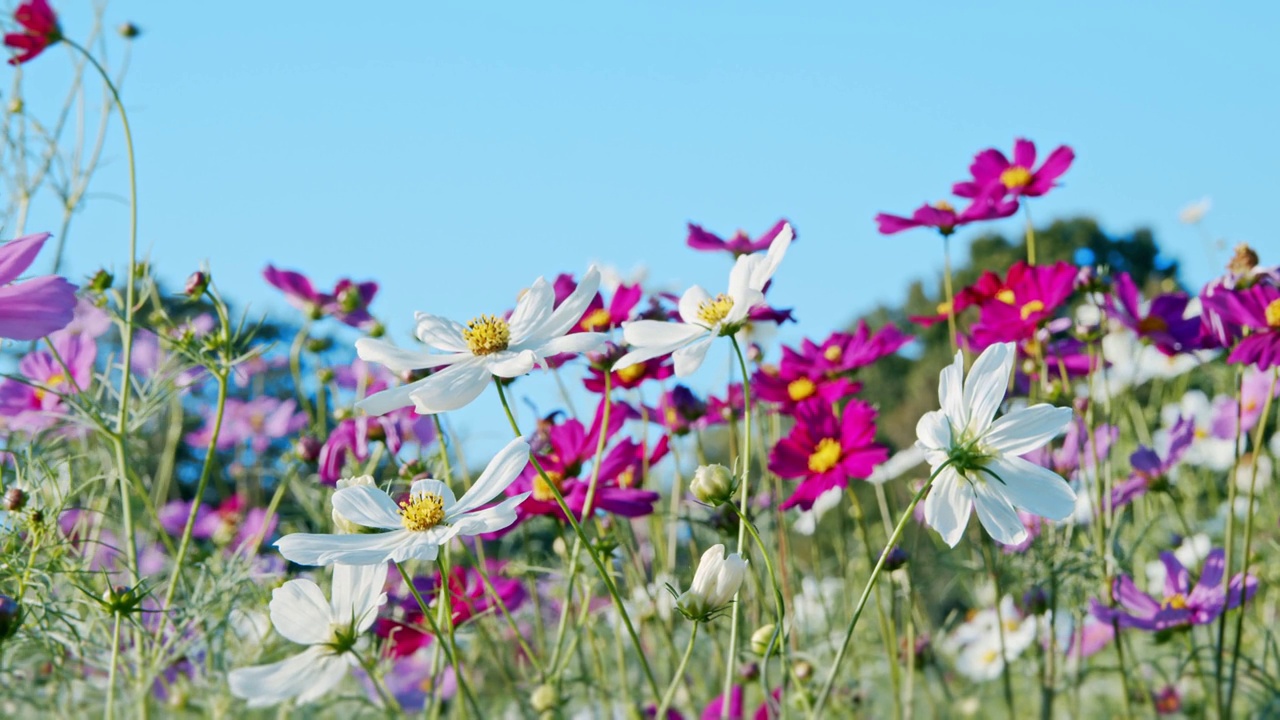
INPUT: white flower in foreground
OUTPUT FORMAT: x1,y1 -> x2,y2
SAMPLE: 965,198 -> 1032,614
916,342 -> 1075,547
354,266 -> 606,415
675,543 -> 748,621
613,223 -> 792,377
228,563 -> 387,708
276,438 -> 530,566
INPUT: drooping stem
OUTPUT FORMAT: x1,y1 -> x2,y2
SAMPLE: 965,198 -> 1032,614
809,462 -> 950,718
980,541 -> 1016,720
656,622 -> 699,718
722,335 -> 754,720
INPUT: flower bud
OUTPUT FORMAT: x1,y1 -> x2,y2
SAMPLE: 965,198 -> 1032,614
367,321 -> 386,339
883,545 -> 909,572
88,269 -> 114,293
690,464 -> 737,506
738,661 -> 759,681
184,271 -> 208,299
530,684 -> 558,713
332,476 -> 377,533
118,22 -> 140,39
676,544 -> 748,621
7,98 -> 22,115
316,367 -> 335,384
1023,586 -> 1049,616
294,435 -> 321,463
793,659 -> 813,682
306,336 -> 333,353
750,623 -> 778,656
101,585 -> 143,615
4,487 -> 26,512
0,594 -> 20,639
1229,243 -> 1259,277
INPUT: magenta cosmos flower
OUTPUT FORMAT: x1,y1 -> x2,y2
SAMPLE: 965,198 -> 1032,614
376,561 -> 525,658
953,138 -> 1075,201
875,198 -> 1017,236
4,0 -> 60,65
1090,548 -> 1257,632
553,274 -> 643,333
583,343 -> 674,393
768,398 -> 887,510
1200,282 -> 1280,369
687,218 -> 794,257
262,264 -> 379,331
184,397 -> 306,453
0,233 -> 77,339
1106,272 -> 1202,356
968,261 -> 1078,349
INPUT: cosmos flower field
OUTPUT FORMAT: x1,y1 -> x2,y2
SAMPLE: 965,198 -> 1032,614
1,2 -> 1279,719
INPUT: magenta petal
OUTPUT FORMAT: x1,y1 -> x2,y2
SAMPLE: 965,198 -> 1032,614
1028,145 -> 1074,194
874,212 -> 919,235
686,223 -> 727,251
1012,138 -> 1037,169
0,275 -> 77,340
0,232 -> 49,285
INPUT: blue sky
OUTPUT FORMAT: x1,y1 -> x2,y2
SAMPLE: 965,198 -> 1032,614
10,1 -> 1280,443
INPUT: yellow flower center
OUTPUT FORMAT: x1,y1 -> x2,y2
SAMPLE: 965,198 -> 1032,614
1161,593 -> 1188,611
664,407 -> 679,427
248,412 -> 266,432
697,294 -> 735,326
616,363 -> 646,384
981,648 -> 1000,665
807,438 -> 842,474
532,471 -> 564,502
398,492 -> 446,531
462,314 -> 510,355
996,289 -> 1016,305
787,377 -> 816,402
1000,165 -> 1033,189
823,345 -> 842,362
1020,300 -> 1046,320
1137,315 -> 1169,334
34,372 -> 67,402
616,467 -> 637,489
934,200 -> 955,212
1265,298 -> 1280,328
936,300 -> 953,316
579,307 -> 612,331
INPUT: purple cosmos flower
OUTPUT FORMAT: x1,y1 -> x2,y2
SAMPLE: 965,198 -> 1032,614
318,408 -> 434,484
158,495 -> 277,554
953,138 -> 1075,201
1111,416 -> 1195,509
1106,272 -> 1201,356
768,399 -> 887,510
0,233 -> 77,340
1200,282 -> 1280,369
1025,418 -> 1117,482
687,219 -> 794,257
649,385 -> 707,436
184,397 -> 306,454
0,329 -> 95,433
262,264 -> 379,330
875,198 -> 1017,236
1090,548 -> 1257,632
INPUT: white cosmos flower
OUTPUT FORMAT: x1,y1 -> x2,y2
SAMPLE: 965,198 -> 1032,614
354,266 -> 607,415
613,224 -> 792,377
228,563 -> 388,708
675,543 -> 748,621
275,438 -> 530,566
916,342 -> 1076,547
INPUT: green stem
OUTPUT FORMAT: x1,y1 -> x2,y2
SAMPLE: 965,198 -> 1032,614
656,622 -> 699,718
395,562 -> 483,718
730,504 -> 787,715
1216,367 -> 1247,715
105,611 -> 122,720
358,650 -> 403,715
981,542 -> 1016,720
722,335 -> 754,720
941,233 -> 959,354
809,462 -> 949,718
1023,203 -> 1037,265
494,380 -> 661,701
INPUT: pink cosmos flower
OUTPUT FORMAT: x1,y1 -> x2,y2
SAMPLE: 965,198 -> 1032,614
583,343 -> 674,393
648,385 -> 707,436
1111,416 -> 1195,509
1106,273 -> 1202,356
968,261 -> 1078,349
1090,548 -> 1257,632
262,264 -> 379,330
687,219 -> 794,257
768,398 -> 887,510
553,274 -> 643,333
1199,282 -> 1280,369
0,233 -> 77,339
702,383 -> 746,428
752,358 -> 858,414
317,409 -> 433,484
0,328 -> 95,433
376,562 -> 526,658
876,198 -> 1017,236
157,495 -> 277,554
184,397 -> 306,453
4,0 -> 60,65
953,138 -> 1075,201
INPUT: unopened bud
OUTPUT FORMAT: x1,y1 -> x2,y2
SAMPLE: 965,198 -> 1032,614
530,683 -> 558,713
7,98 -> 22,114
690,463 -> 737,506
738,661 -> 759,681
294,435 -> 321,463
184,271 -> 208,299
118,22 -> 140,39
750,624 -> 778,656
306,337 -> 333,353
88,269 -> 114,293
883,546 -> 909,572
101,585 -> 142,615
3,487 -> 26,512
316,367 -> 335,384
793,660 -> 814,682
0,594 -> 20,639
367,321 -> 386,338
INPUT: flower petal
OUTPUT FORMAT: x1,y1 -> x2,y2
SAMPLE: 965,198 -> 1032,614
938,350 -> 965,424
985,456 -> 1076,521
275,530 -> 411,566
507,276 -> 555,345
229,646 -> 346,708
329,562 -> 388,633
269,579 -> 333,645
332,485 -> 404,530
449,492 -> 530,536
413,313 -> 469,352
355,338 -> 440,373
983,404 -> 1072,457
0,233 -> 48,285
915,410 -> 952,452
971,478 -> 1028,546
615,321 -> 706,369
678,285 -> 712,326
748,222 -> 792,291
488,350 -> 537,378
408,360 -> 492,414
672,334 -> 714,377
533,331 -> 607,357
923,467 -> 972,547
409,478 -> 458,508
963,342 -> 1014,434
535,265 -> 602,342
449,437 -> 531,517
355,377 -> 430,417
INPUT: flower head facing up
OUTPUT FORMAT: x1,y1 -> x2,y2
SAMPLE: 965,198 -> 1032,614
674,544 -> 748,622
228,563 -> 388,708
769,399 -> 888,511
274,438 -> 531,566
953,138 -> 1075,201
4,0 -> 60,65
916,342 -> 1076,547
355,266 -> 606,415
615,224 -> 792,377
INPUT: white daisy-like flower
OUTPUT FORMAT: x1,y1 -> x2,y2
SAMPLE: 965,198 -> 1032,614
275,438 -> 530,566
916,342 -> 1076,547
355,266 -> 607,415
228,562 -> 388,708
613,224 -> 792,377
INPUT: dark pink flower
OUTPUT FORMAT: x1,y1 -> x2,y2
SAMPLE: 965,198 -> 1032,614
317,408 -> 434,484
968,261 -> 1078,349
953,138 -> 1075,201
768,399 -> 887,510
0,233 -> 77,339
262,264 -> 379,330
376,561 -> 525,658
752,358 -> 858,414
4,0 -> 60,65
583,342 -> 674,392
553,274 -> 643,333
648,385 -> 706,436
687,219 -> 794,257
875,198 -> 1017,236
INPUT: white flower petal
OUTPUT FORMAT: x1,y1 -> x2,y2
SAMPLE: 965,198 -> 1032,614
353,338 -> 435,373
725,288 -> 765,326
971,478 -> 1028,546
987,456 -> 1077,521
275,530 -> 411,566
409,478 -> 458,509
672,334 -> 715,377
535,265 -> 602,341
331,486 -> 403,530
268,579 -> 332,645
923,467 -> 972,548
449,492 -> 530,536
533,331 -> 608,358
408,360 -> 492,414
488,350 -> 537,378
615,321 -> 707,369
678,285 -> 713,326
915,410 -> 952,452
748,222 -> 792,290
293,653 -> 353,706
329,563 -> 388,632
726,255 -> 756,310
412,313 -> 469,353
939,350 -> 965,424
984,404 -> 1072,457
507,277 -> 555,344
962,342 -> 1014,435
355,377 -> 429,417
229,646 -> 344,708
449,438 -> 530,517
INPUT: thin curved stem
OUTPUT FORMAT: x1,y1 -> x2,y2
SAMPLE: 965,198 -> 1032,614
722,335 -> 754,720
656,622 -> 699,718
358,650 -> 403,716
395,562 -> 483,718
730,503 -> 786,714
